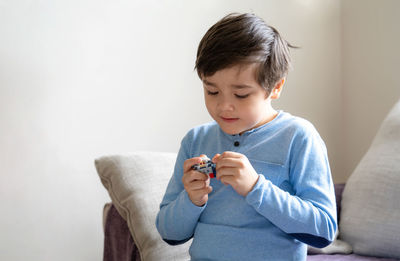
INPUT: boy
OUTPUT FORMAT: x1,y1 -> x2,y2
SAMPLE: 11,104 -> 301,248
156,13 -> 337,261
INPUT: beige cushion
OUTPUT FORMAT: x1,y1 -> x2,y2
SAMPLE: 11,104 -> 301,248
95,152 -> 191,261
340,99 -> 400,259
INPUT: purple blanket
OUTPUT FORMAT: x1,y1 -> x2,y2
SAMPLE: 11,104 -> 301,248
103,205 -> 141,261
308,255 -> 398,261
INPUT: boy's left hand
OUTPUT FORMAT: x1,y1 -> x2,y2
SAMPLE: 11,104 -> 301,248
212,151 -> 259,197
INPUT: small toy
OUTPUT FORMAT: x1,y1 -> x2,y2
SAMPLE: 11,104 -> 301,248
192,156 -> 217,178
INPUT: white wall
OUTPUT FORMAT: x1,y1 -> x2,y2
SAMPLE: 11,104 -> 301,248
0,1 -> 341,260
341,0 -> 400,180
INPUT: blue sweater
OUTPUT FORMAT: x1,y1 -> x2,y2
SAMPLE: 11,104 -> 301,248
156,111 -> 337,261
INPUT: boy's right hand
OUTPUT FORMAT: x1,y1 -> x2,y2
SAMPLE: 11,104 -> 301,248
182,155 -> 213,207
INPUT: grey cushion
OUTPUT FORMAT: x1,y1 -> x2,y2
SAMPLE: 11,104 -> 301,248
95,152 -> 191,261
340,99 -> 400,259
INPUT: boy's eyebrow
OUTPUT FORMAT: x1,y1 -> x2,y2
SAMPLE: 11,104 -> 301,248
202,79 -> 217,87
231,84 -> 254,89
202,79 -> 254,89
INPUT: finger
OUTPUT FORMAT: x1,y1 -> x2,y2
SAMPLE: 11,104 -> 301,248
216,157 -> 243,170
212,153 -> 221,163
183,170 -> 208,183
196,184 -> 213,195
205,176 -> 210,186
216,167 -> 237,180
183,156 -> 207,172
219,175 -> 235,186
190,186 -> 213,202
220,151 -> 242,159
187,180 -> 209,190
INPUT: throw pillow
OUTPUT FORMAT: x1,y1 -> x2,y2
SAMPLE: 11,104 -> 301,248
340,99 -> 400,259
95,152 -> 191,261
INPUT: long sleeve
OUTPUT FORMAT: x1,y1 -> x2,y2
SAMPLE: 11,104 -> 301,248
155,133 -> 205,244
245,126 -> 337,248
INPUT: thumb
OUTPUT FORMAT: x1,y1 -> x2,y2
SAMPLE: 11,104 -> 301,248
212,153 -> 221,163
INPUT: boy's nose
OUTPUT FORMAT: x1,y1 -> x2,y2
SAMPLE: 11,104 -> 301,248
217,97 -> 234,111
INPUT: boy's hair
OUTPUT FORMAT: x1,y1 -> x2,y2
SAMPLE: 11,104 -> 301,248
195,13 -> 294,93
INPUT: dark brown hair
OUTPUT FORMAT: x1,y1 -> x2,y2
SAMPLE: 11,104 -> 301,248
195,13 -> 294,93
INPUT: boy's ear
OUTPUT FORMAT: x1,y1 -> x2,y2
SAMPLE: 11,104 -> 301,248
269,78 -> 285,99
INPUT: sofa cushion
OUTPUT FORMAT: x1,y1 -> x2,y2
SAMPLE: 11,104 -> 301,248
340,99 -> 400,259
95,152 -> 191,261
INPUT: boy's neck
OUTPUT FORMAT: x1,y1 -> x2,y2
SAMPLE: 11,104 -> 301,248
238,109 -> 278,135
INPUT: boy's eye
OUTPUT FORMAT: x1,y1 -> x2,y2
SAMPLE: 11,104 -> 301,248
207,90 -> 219,96
235,94 -> 250,99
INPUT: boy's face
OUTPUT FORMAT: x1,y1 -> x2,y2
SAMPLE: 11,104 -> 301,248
202,64 -> 281,135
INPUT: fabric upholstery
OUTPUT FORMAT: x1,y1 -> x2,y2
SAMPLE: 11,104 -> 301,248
101,182 -> 398,261
95,152 -> 354,260
340,99 -> 400,259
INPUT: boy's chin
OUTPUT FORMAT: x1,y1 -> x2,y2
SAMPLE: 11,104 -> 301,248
219,126 -> 245,136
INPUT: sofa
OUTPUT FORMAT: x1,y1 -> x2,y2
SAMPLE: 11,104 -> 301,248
95,99 -> 400,261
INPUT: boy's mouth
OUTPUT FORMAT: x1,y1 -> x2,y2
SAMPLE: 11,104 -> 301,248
220,116 -> 239,123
